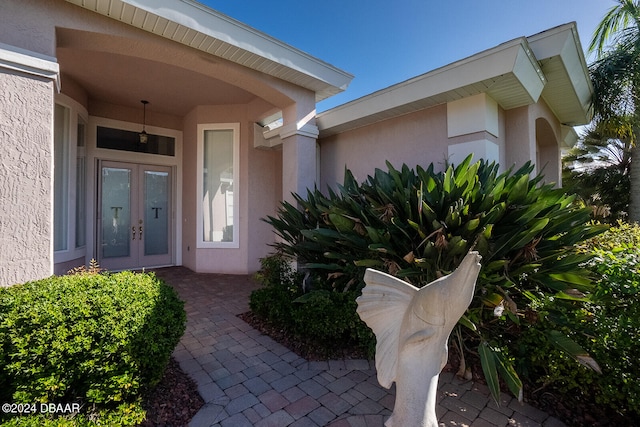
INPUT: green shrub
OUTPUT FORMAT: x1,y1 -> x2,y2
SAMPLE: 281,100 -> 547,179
0,402 -> 146,427
518,223 -> 640,418
291,290 -> 374,353
264,156 -> 607,401
250,255 -> 375,358
0,270 -> 185,424
250,254 -> 302,327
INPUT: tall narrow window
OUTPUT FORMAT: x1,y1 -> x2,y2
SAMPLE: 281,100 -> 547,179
54,96 -> 89,266
198,124 -> 239,247
53,104 -> 69,251
75,117 -> 87,248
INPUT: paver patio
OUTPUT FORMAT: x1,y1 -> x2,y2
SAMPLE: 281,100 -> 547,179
155,267 -> 566,427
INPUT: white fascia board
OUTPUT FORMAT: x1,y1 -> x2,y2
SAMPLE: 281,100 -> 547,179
0,42 -> 60,91
115,0 -> 353,93
528,22 -> 590,88
560,125 -> 579,148
527,23 -> 593,125
511,43 -> 546,102
318,38 -> 545,134
253,123 -> 282,149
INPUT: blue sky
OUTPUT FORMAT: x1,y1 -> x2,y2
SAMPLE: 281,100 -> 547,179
200,0 -> 614,112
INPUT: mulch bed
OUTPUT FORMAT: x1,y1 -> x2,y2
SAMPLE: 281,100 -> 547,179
140,358 -> 203,427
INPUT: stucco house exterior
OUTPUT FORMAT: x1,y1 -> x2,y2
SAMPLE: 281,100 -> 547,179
0,0 -> 592,287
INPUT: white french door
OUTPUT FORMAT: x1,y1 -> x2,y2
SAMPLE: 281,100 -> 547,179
98,161 -> 172,270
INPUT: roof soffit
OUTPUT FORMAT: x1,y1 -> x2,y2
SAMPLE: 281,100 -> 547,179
527,23 -> 593,125
63,0 -> 353,102
318,38 -> 546,137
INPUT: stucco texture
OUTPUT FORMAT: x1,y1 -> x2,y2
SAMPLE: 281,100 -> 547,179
319,105 -> 449,189
0,71 -> 54,286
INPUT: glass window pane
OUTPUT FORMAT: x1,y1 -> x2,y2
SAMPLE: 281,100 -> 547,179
77,120 -> 86,147
75,157 -> 86,248
202,129 -> 234,243
75,118 -> 86,248
144,171 -> 169,255
97,126 -> 175,156
53,104 -> 69,251
101,167 -> 131,258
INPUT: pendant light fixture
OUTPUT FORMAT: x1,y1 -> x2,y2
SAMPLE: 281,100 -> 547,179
139,100 -> 149,144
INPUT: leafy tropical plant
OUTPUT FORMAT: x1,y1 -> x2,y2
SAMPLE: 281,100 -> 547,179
519,223 -> 640,419
264,156 -> 607,403
586,0 -> 640,222
562,121 -> 631,222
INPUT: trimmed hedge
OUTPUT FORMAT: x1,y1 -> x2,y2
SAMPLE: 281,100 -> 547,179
0,270 -> 185,425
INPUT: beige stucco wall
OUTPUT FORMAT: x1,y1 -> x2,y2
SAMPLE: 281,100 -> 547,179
182,105 -> 281,274
0,71 -> 54,286
318,94 -> 568,193
504,99 -> 563,183
246,125 -> 282,272
319,105 -> 449,189
319,103 -> 506,190
0,0 -> 308,276
0,0 -> 84,57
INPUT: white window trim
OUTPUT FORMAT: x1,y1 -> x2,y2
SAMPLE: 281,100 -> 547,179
197,123 -> 240,249
54,94 -> 88,264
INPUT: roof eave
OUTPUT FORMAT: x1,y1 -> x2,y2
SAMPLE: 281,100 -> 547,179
318,38 -> 546,138
64,0 -> 353,102
527,22 -> 593,126
318,22 -> 594,138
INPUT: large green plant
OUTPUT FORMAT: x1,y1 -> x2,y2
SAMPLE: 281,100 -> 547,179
265,156 -> 607,402
519,223 -> 640,420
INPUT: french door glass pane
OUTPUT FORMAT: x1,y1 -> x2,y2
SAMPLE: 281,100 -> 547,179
101,167 -> 131,258
202,129 -> 234,242
144,171 -> 169,256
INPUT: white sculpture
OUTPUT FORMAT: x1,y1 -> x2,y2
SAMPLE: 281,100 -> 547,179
356,251 -> 482,427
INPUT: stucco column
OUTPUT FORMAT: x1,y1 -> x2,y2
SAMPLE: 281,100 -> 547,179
280,102 -> 319,205
505,106 -> 537,171
0,44 -> 60,286
446,94 -> 501,167
281,126 -> 319,205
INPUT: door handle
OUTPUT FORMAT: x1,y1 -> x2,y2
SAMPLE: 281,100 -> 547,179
139,226 -> 143,240
132,226 -> 136,240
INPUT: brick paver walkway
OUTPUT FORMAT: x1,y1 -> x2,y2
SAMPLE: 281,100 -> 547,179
155,267 -> 566,427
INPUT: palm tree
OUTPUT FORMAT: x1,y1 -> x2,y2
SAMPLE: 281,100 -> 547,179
563,119 -> 632,221
588,0 -> 640,222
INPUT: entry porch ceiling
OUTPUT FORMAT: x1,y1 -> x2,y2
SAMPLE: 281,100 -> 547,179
64,0 -> 353,102
57,45 -> 256,117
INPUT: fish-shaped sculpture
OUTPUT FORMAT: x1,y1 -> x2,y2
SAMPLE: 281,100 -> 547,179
356,251 -> 482,427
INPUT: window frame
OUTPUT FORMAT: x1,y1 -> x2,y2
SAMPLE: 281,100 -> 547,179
53,94 -> 89,263
196,123 -> 240,249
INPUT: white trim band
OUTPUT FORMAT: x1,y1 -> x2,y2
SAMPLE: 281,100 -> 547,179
0,42 -> 60,91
